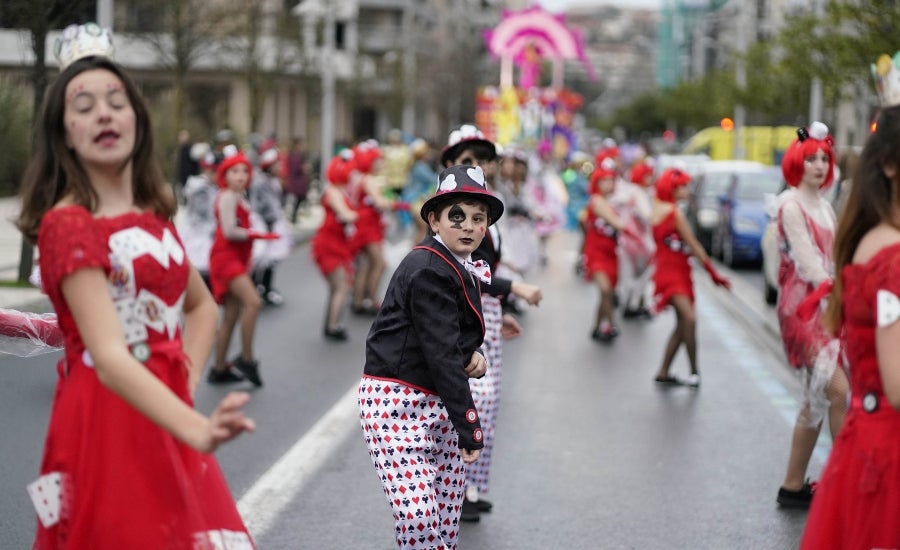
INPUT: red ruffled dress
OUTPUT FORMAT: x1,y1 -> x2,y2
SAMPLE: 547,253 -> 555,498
582,207 -> 618,287
32,206 -> 253,549
350,183 -> 385,252
775,201 -> 834,368
652,209 -> 693,310
311,190 -> 356,276
208,193 -> 253,303
800,245 -> 900,549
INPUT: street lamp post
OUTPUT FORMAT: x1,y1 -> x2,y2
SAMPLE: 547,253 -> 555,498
293,0 -> 336,183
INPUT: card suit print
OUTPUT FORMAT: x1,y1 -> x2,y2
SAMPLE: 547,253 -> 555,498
438,173 -> 458,192
467,166 -> 485,186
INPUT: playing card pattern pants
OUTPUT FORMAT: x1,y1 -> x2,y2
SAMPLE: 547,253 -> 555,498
466,295 -> 503,494
358,376 -> 466,550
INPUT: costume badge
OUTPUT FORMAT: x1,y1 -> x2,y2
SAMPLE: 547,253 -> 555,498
877,289 -> 900,327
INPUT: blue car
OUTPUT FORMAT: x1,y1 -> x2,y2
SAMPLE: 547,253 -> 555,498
711,168 -> 784,267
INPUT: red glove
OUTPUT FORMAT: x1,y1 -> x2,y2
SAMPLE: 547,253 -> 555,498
703,259 -> 731,290
248,231 -> 279,241
392,201 -> 411,212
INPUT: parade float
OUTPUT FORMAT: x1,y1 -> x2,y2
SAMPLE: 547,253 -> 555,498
479,6 -> 595,163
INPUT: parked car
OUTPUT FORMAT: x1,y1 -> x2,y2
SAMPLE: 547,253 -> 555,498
685,160 -> 768,253
712,167 -> 783,267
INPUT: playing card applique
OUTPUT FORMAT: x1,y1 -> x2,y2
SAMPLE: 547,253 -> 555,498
877,289 -> 900,328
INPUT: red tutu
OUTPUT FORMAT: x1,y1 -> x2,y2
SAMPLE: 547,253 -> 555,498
209,194 -> 253,303
311,192 -> 356,277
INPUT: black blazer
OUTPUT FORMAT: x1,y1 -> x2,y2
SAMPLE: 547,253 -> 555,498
364,236 -> 486,450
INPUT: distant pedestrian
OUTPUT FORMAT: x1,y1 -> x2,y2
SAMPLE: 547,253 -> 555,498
799,58 -> 900,547
650,167 -> 731,387
358,164 -> 500,550
175,128 -> 198,200
15,23 -> 255,548
207,147 -> 277,387
402,138 -> 439,244
285,136 -> 310,223
774,122 -> 848,510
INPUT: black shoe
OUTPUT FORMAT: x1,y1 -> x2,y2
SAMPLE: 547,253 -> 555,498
777,481 -> 816,508
234,356 -> 262,387
460,498 -> 481,522
474,498 -> 493,513
324,327 -> 349,342
207,365 -> 245,384
622,307 -> 641,319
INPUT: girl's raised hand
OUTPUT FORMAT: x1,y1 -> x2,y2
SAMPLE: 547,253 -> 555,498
202,391 -> 256,453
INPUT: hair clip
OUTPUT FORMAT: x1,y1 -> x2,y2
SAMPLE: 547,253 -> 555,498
796,128 -> 809,142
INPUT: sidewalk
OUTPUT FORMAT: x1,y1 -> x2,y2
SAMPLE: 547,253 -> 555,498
0,196 -> 323,312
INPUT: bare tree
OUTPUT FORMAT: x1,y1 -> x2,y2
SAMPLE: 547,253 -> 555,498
3,0 -> 93,282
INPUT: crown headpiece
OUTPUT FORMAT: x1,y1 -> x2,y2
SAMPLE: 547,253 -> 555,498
54,23 -> 114,72
872,52 -> 900,108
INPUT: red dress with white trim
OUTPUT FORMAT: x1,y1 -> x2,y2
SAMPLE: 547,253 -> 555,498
652,209 -> 693,310
32,206 -> 253,549
582,206 -> 619,287
208,192 -> 253,303
800,245 -> 900,549
350,177 -> 386,252
311,188 -> 356,276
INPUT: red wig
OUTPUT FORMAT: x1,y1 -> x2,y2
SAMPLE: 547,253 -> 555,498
589,158 -> 618,195
216,151 -> 252,189
780,122 -> 835,188
629,162 -> 654,186
353,142 -> 382,174
326,152 -> 356,185
655,167 -> 691,203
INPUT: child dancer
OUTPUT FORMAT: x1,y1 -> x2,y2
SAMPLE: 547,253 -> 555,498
440,129 -> 544,521
178,143 -> 218,289
800,57 -> 900,548
208,147 -> 277,387
774,123 -> 848,508
311,151 -> 359,341
250,146 -> 292,306
651,167 -> 731,387
584,158 -> 628,342
16,24 -> 255,548
358,164 -> 501,550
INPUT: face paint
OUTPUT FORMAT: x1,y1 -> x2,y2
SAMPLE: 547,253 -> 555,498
448,204 -> 465,229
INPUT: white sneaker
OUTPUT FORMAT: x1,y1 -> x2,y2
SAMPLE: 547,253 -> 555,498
682,374 -> 701,387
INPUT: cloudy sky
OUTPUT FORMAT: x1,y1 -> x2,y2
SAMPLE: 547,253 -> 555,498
537,0 -> 663,11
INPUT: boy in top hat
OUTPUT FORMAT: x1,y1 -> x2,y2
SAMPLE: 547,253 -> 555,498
358,164 -> 501,550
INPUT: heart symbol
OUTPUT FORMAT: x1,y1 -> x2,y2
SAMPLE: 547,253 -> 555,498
467,166 -> 485,186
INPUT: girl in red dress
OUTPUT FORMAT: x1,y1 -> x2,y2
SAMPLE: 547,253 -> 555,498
774,123 -> 849,509
311,151 -> 359,341
16,25 -> 255,549
650,167 -> 730,387
349,140 -> 406,315
583,158 -> 627,342
208,148 -> 276,387
800,79 -> 900,549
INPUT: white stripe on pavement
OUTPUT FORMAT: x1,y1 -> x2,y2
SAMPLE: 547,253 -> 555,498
237,382 -> 360,539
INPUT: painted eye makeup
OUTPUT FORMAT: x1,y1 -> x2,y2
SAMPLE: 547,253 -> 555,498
448,204 -> 466,223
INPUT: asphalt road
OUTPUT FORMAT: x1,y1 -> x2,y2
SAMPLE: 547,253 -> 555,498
0,229 -> 817,549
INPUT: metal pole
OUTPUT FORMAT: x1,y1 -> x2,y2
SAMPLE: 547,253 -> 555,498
97,0 -> 114,29
808,0 -> 824,123
320,6 -> 335,182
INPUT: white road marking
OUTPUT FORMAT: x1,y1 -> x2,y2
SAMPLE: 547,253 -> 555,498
237,382 -> 361,539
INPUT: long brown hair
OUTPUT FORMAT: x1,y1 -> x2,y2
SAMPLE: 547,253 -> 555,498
16,56 -> 175,244
825,106 -> 900,332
